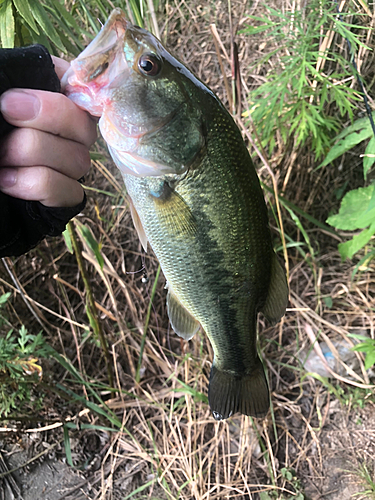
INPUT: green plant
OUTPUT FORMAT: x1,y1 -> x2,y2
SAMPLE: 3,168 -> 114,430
0,291 -> 12,328
349,333 -> 375,370
352,462 -> 375,499
280,467 -> 305,500
0,0 -> 160,53
0,0 -> 88,53
0,322 -> 49,417
242,0 -> 367,160
322,112 -> 375,262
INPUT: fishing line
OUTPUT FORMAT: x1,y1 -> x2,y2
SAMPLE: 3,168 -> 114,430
125,251 -> 163,351
333,0 -> 375,138
125,251 -> 146,280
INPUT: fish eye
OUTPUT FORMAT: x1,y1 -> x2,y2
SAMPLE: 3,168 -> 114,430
138,53 -> 162,77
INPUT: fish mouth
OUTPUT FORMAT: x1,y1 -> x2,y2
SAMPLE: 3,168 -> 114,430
62,9 -> 130,116
76,9 -> 129,61
62,9 -> 185,177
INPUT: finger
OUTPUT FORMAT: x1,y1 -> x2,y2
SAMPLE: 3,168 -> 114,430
0,89 -> 98,148
0,166 -> 85,207
51,56 -> 70,80
0,128 -> 91,180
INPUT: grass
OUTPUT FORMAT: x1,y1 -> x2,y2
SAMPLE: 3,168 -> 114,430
242,0 -> 367,160
352,462 -> 375,500
0,0 -> 375,498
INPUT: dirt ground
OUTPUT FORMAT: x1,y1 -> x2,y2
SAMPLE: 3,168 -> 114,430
0,0 -> 375,499
1,396 -> 375,499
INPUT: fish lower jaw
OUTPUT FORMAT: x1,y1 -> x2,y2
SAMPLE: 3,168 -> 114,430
109,146 -> 178,177
64,85 -> 104,116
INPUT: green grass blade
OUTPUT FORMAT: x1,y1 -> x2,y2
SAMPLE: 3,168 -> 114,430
136,264 -> 161,383
13,0 -> 39,34
49,0 -> 84,33
0,1 -> 15,48
123,478 -> 157,499
284,206 -> 315,259
302,372 -> 344,403
29,0 -> 65,52
50,349 -> 121,427
76,223 -> 104,270
64,422 -> 119,432
262,182 -> 338,235
77,0 -> 100,34
63,425 -> 73,466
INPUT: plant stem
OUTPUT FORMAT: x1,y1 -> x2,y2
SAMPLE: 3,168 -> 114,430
67,221 -> 115,389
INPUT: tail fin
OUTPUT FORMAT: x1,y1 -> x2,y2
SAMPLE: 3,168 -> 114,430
208,359 -> 269,420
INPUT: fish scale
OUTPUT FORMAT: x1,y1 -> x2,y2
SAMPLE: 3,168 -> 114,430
62,8 -> 288,420
124,104 -> 272,381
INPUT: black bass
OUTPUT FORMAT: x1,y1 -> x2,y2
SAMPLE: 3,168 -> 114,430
62,9 -> 288,420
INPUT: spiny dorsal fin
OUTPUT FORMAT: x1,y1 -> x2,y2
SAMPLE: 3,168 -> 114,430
166,285 -> 200,340
208,357 -> 269,420
128,196 -> 148,252
260,253 -> 288,324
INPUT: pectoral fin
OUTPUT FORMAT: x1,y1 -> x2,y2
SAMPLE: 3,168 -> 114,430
128,197 -> 148,252
166,286 -> 200,340
151,182 -> 197,237
260,253 -> 289,324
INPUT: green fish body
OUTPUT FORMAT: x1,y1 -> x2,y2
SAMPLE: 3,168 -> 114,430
63,9 -> 288,420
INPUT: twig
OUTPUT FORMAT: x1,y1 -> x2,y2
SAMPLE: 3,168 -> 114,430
0,276 -> 88,329
1,258 -> 48,331
0,451 -> 23,499
0,443 -> 59,479
210,24 -> 233,111
147,0 -> 160,39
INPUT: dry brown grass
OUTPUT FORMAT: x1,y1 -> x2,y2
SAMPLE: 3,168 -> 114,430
1,1 -> 375,499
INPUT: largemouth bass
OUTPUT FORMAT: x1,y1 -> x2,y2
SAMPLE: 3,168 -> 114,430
62,9 -> 288,420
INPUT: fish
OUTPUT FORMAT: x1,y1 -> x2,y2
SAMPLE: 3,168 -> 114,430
62,9 -> 289,420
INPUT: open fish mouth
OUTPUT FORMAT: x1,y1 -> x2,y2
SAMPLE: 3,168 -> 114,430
61,9 -> 130,117
62,9 -> 186,176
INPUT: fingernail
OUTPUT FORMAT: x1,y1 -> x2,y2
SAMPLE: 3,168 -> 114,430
0,168 -> 17,188
0,90 -> 40,121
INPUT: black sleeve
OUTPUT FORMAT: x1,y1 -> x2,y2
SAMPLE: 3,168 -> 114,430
0,44 -> 86,258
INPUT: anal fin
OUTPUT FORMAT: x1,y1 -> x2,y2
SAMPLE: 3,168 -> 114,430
166,286 -> 200,340
260,253 -> 289,324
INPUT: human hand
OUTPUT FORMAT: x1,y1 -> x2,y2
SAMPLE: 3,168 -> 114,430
0,56 -> 97,208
